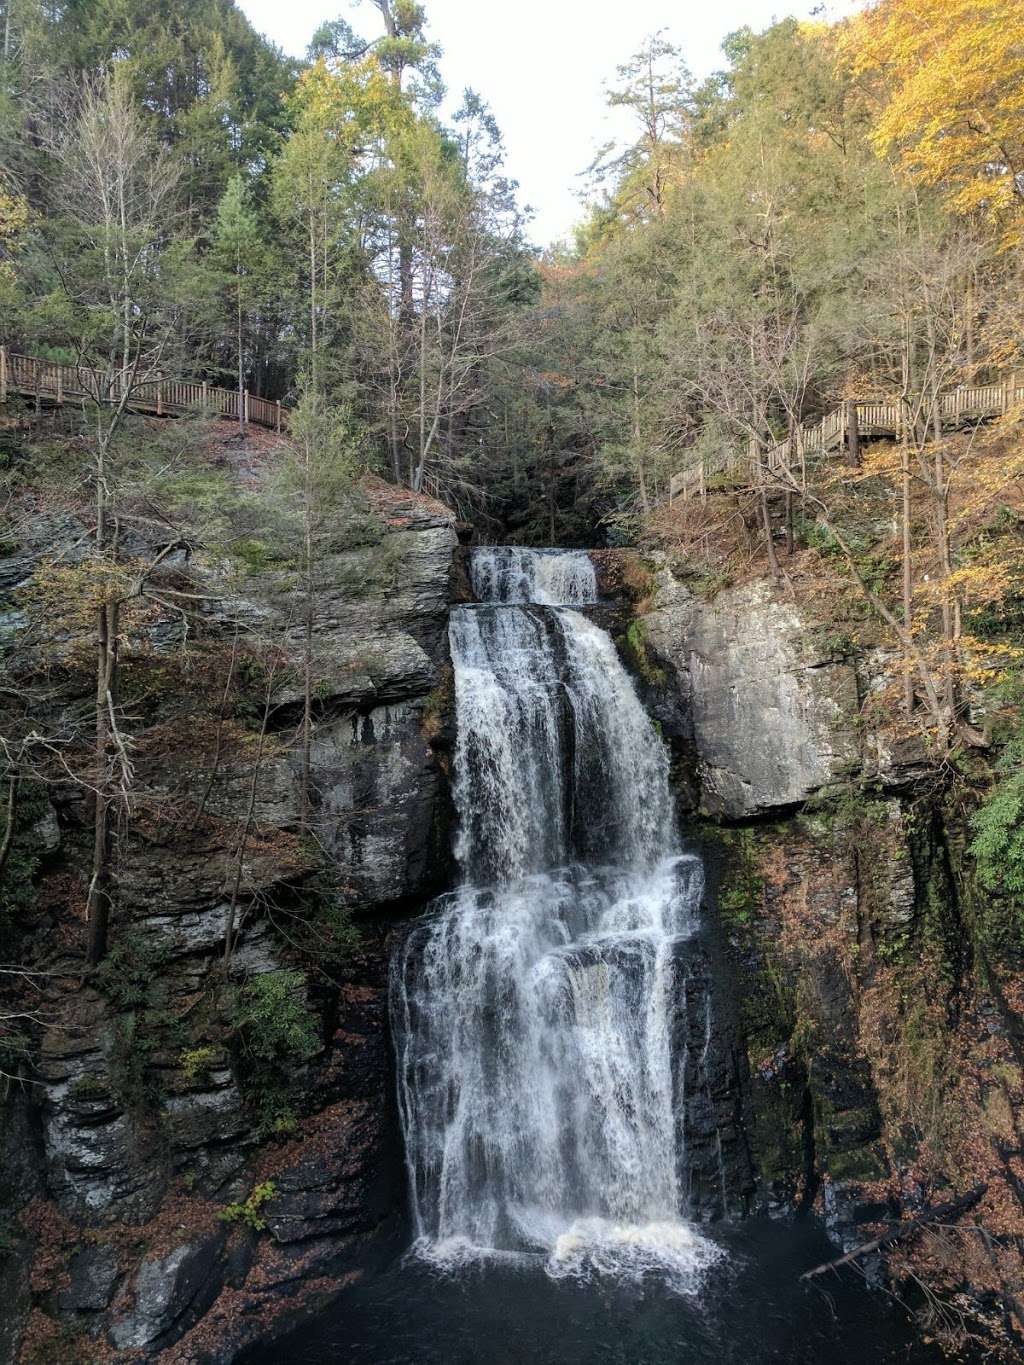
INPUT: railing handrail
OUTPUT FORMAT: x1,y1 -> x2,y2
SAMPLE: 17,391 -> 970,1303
0,346 -> 285,433
669,370 -> 1024,501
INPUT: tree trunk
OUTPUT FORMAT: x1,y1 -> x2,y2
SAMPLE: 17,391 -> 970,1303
86,598 -> 118,966
223,663 -> 275,970
87,436 -> 115,967
0,772 -> 18,882
900,416 -> 914,717
758,457 -> 782,583
301,496 -> 314,825
237,271 -> 245,438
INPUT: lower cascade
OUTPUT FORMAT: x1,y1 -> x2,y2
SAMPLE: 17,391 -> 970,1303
391,547 -> 725,1292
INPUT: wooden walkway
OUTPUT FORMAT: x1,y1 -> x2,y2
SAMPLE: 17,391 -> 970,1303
669,372 -> 1024,501
0,348 -> 284,431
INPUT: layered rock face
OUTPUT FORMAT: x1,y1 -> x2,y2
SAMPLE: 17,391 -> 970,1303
641,573 -> 862,817
617,557 -> 1024,1352
619,565 -> 936,1209
1,480 -> 459,1362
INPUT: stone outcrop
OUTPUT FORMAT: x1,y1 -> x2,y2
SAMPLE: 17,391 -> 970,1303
641,572 -> 861,818
109,1234 -> 227,1351
613,552 -> 1023,1352
1,473 -> 459,1362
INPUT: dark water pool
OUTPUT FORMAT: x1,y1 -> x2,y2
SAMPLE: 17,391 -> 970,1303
255,1218 -> 947,1365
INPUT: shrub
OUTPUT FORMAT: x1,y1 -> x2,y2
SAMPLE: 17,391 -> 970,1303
970,738 -> 1024,900
94,934 -> 169,1011
0,780 -> 51,940
227,971 -> 319,1137
179,1045 -> 218,1085
229,970 -> 319,1066
218,1180 -> 277,1232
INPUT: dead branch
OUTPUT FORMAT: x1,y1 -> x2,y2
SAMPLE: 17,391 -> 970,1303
800,1185 -> 988,1281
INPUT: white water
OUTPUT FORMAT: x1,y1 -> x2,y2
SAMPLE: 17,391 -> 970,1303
469,544 -> 598,607
392,548 -> 723,1294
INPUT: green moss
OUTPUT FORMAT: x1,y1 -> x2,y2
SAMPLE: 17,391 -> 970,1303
802,783 -> 886,835
715,827 -> 765,930
824,1141 -> 887,1183
69,1073 -> 112,1101
229,536 -> 294,574
420,664 -> 453,742
622,618 -> 667,688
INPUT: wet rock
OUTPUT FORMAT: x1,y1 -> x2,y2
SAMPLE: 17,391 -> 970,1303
10,484 -> 457,1350
643,576 -> 860,817
39,1001 -> 165,1223
671,948 -> 755,1219
108,1232 -> 226,1350
58,1244 -> 121,1314
29,803 -> 61,853
205,523 -> 457,711
309,699 -> 451,911
161,1072 -> 249,1153
0,1087 -> 43,1363
264,1103 -> 394,1245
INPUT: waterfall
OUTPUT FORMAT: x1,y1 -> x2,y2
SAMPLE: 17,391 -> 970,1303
469,544 -> 598,606
392,548 -> 724,1294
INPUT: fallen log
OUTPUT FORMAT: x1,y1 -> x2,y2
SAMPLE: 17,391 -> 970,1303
800,1184 -> 988,1281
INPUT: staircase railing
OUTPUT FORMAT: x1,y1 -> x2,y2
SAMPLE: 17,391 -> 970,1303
668,371 -> 1024,502
0,347 -> 284,432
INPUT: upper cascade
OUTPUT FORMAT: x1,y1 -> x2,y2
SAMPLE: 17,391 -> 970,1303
449,604 -> 674,884
470,546 -> 597,606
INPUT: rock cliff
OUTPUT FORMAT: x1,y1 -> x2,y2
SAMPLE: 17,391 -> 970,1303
616,554 -> 1024,1357
0,471 -> 459,1363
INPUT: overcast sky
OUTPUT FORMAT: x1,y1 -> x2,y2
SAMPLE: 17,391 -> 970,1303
237,0 -> 858,247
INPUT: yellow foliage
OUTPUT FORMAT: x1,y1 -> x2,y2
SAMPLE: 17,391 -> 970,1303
0,186 -> 29,281
286,54 -> 409,145
843,0 -> 1024,242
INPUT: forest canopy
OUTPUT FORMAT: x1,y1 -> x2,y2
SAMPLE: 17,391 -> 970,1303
0,0 -> 1021,545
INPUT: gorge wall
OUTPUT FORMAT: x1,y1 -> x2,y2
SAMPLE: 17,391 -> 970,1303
4,515 -> 1023,1362
612,554 -> 1024,1356
0,476 -> 462,1363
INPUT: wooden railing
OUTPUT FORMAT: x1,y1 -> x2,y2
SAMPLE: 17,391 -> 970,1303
0,347 -> 284,432
669,371 -> 1024,502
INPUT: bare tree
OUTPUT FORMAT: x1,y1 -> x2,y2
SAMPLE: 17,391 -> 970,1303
51,67 -> 182,964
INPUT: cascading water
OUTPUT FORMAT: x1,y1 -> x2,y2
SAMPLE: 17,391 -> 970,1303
391,547 -> 724,1294
261,551 -> 946,1365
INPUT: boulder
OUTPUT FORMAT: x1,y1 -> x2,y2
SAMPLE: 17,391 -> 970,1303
108,1232 -> 226,1351
58,1244 -> 121,1314
643,575 -> 861,817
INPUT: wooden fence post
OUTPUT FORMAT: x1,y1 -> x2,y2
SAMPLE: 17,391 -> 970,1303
243,389 -> 249,426
201,380 -> 209,414
55,365 -> 63,405
2,345 -> 9,403
276,399 -> 282,434
156,379 -> 163,416
845,400 -> 860,467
